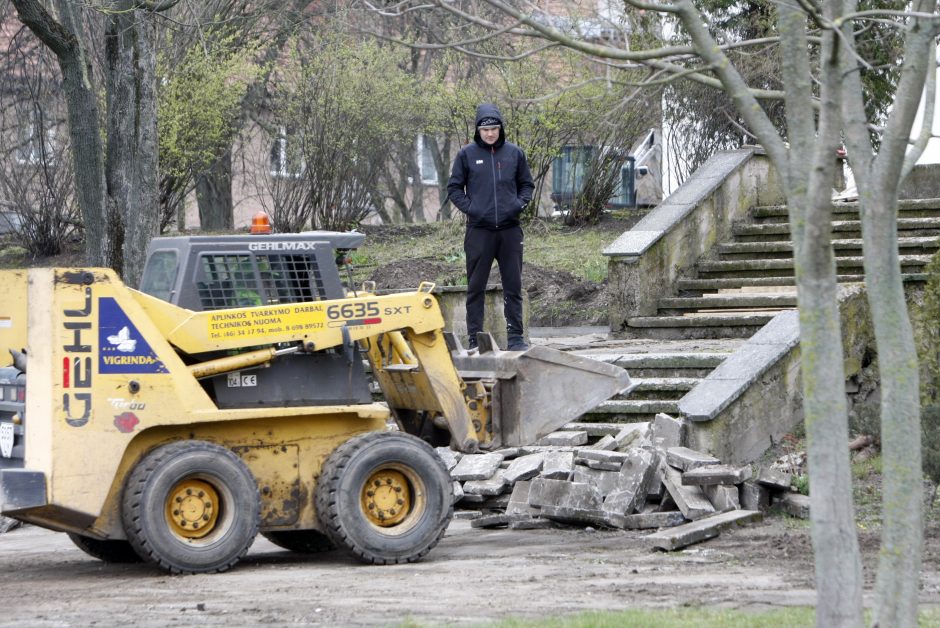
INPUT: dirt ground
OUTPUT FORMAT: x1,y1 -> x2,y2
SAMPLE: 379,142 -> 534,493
0,515 -> 938,627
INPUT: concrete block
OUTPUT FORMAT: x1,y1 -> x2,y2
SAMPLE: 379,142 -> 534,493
506,481 -> 541,517
539,431 -> 589,447
451,452 -> 505,481
463,471 -> 509,496
663,466 -> 716,520
453,510 -> 482,520
591,434 -> 618,450
604,449 -> 659,516
740,481 -> 771,512
577,449 -> 628,466
509,518 -> 558,530
651,413 -> 686,450
645,510 -> 763,551
778,492 -> 810,519
459,493 -> 485,504
470,514 -> 511,529
436,447 -> 462,472
614,423 -> 650,451
497,447 -> 523,459
452,481 -> 465,504
503,453 -> 544,484
703,484 -> 740,512
756,466 -> 792,491
539,505 -> 617,528
585,459 -> 625,472
528,478 -> 602,511
622,511 -> 687,530
573,466 -> 622,498
666,447 -> 720,471
540,451 -> 576,479
481,493 -> 512,510
646,460 -> 667,502
681,464 -> 752,486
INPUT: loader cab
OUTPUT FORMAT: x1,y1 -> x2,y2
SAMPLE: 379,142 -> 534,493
138,232 -> 372,409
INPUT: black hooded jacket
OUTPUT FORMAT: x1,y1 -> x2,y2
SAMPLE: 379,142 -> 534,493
447,104 -> 535,230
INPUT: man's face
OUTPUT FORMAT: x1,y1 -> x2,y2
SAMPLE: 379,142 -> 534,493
479,125 -> 500,145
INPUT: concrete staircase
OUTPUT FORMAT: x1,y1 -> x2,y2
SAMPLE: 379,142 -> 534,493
623,198 -> 938,340
570,197 -> 939,431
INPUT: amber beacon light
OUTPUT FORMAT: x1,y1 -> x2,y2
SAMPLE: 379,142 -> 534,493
250,211 -> 272,234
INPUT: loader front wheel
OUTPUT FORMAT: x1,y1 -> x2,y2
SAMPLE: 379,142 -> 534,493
121,440 -> 260,574
314,431 -> 452,565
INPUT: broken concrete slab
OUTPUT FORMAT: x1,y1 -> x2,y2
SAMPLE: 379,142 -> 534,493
621,511 -> 687,530
663,466 -> 716,520
703,484 -> 741,512
451,452 -> 505,481
666,447 -> 721,471
436,447 -> 462,472
452,481 -> 464,504
459,493 -> 485,504
503,453 -> 544,483
463,471 -> 509,496
539,505 -> 617,528
505,481 -> 541,517
646,510 -> 763,551
540,451 -> 576,479
756,466 -> 792,491
614,423 -> 650,451
573,466 -> 622,498
777,492 -> 810,519
577,449 -> 628,465
528,478 -> 602,512
453,510 -> 483,520
650,413 -> 686,450
539,431 -> 589,447
590,434 -> 618,450
740,481 -> 771,512
681,464 -> 752,486
604,448 -> 659,516
497,447 -> 523,459
481,493 -> 512,510
470,514 -> 511,529
646,460 -> 667,503
585,459 -> 625,472
509,518 -> 557,530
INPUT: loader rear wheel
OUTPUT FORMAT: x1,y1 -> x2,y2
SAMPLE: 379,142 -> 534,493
67,533 -> 142,564
121,440 -> 260,575
314,431 -> 452,565
261,530 -> 335,554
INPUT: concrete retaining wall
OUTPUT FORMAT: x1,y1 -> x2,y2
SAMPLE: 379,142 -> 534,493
603,149 -> 785,331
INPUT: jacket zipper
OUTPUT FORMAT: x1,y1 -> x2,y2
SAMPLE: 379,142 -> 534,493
490,146 -> 498,227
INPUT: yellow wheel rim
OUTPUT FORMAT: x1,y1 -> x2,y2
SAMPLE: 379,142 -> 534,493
165,479 -> 220,540
360,468 -> 414,527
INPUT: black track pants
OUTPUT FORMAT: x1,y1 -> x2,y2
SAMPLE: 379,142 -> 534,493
465,225 -> 524,345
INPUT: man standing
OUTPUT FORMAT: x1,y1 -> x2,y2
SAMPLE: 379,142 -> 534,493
447,103 -> 535,351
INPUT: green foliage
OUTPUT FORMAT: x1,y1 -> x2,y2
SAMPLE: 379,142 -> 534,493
157,32 -> 264,179
791,474 -> 810,496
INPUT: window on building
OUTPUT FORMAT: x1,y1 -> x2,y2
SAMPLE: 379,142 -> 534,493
15,109 -> 56,165
417,135 -> 439,185
551,145 -> 636,209
270,126 -> 305,178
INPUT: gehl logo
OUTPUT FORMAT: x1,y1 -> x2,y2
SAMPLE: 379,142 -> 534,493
62,286 -> 93,427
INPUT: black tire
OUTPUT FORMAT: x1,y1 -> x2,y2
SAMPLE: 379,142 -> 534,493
314,431 -> 453,565
67,533 -> 143,564
121,440 -> 260,575
261,530 -> 335,553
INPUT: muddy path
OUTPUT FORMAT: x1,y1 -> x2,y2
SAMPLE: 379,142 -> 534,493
2,517 -> 939,626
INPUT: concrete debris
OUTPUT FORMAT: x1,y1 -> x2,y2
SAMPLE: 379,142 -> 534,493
436,447 -> 463,472
650,413 -> 686,450
443,428 -> 770,548
665,447 -> 721,471
681,464 -> 752,486
646,510 -> 763,551
503,453 -> 544,483
777,492 -> 810,519
453,510 -> 483,520
756,465 -> 793,491
540,451 -> 576,479
539,431 -> 589,447
0,516 -> 22,534
451,452 -> 505,481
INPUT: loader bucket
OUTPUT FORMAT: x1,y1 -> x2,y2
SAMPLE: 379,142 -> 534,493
451,342 -> 634,448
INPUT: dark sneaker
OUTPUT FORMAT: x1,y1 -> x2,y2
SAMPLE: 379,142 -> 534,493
507,339 -> 529,351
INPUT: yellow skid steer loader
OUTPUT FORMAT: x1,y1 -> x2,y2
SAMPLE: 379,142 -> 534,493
0,231 -> 630,574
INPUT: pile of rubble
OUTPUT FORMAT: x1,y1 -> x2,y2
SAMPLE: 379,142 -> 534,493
438,414 -> 811,550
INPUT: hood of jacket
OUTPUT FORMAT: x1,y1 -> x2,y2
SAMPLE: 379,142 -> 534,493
473,103 -> 506,150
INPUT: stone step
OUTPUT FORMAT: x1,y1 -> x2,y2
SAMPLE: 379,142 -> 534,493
624,314 -> 773,340
593,399 -> 681,415
576,352 -> 727,379
659,293 -> 798,311
716,236 -> 940,258
751,198 -> 940,221
676,273 -> 928,292
631,376 -> 701,392
733,217 -> 940,242
696,254 -> 931,278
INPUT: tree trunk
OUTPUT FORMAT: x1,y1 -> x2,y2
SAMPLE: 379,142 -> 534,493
196,149 -> 234,231
105,6 -> 160,286
11,0 -> 109,267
